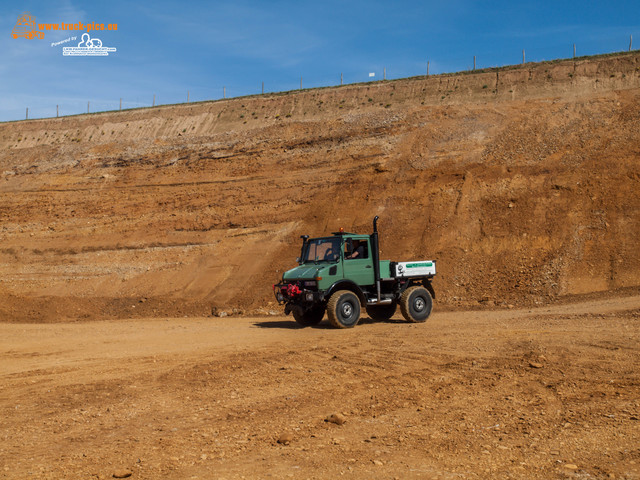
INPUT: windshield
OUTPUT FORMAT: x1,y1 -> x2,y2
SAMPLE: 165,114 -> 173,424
302,237 -> 341,263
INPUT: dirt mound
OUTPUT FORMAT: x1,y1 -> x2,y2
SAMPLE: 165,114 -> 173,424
1,52 -> 639,321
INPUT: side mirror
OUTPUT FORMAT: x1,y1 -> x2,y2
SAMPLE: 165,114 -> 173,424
346,238 -> 353,252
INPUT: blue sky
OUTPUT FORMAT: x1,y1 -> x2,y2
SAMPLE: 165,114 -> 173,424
1,0 -> 638,122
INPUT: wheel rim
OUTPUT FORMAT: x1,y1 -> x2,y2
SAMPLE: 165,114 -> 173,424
341,302 -> 353,318
414,297 -> 425,312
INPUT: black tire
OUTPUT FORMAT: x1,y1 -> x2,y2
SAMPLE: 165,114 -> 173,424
365,302 -> 397,321
292,305 -> 325,326
327,290 -> 361,328
400,286 -> 433,323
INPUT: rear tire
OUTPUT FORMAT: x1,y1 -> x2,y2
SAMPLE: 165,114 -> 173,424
293,305 -> 325,326
327,290 -> 361,328
365,302 -> 397,321
400,286 -> 432,323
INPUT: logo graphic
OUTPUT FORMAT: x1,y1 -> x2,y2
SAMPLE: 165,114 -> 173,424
12,12 -> 44,39
62,33 -> 116,56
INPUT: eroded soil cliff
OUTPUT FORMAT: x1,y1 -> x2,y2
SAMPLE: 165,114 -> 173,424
1,52 -> 639,320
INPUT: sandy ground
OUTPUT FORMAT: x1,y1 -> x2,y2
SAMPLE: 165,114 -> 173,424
1,293 -> 639,479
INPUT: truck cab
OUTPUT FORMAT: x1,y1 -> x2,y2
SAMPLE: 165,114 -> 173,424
285,232 -> 375,285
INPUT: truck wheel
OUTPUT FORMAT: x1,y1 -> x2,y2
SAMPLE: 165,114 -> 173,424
327,290 -> 361,328
365,302 -> 397,321
293,305 -> 325,326
400,286 -> 432,323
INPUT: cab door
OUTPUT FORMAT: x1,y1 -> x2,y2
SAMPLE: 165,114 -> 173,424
342,238 -> 374,286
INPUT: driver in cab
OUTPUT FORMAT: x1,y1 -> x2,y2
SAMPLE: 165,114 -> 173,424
346,240 -> 365,259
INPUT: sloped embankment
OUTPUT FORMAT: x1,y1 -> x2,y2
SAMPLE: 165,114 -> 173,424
0,52 -> 639,320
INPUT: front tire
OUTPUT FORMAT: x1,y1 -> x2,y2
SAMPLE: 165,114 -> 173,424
400,286 -> 433,323
327,290 -> 361,328
293,305 -> 325,326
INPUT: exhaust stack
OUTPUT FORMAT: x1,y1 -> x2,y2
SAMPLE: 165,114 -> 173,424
371,216 -> 381,301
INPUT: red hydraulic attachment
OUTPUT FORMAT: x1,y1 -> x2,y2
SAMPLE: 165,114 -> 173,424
286,283 -> 302,297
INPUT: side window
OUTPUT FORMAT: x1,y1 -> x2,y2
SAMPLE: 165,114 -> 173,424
345,239 -> 369,260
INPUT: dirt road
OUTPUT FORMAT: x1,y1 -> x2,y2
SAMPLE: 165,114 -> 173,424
1,293 -> 639,479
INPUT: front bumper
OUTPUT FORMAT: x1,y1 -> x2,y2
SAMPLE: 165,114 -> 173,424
273,282 -> 322,305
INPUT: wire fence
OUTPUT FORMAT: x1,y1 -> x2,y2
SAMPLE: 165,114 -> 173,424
12,35 -> 638,123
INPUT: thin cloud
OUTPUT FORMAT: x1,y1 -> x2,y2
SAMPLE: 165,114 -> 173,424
134,2 -> 325,67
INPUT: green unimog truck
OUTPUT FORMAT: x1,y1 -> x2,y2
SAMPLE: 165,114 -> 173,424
273,217 -> 436,328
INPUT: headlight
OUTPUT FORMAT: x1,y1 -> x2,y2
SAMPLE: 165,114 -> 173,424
304,281 -> 317,287
305,293 -> 314,301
